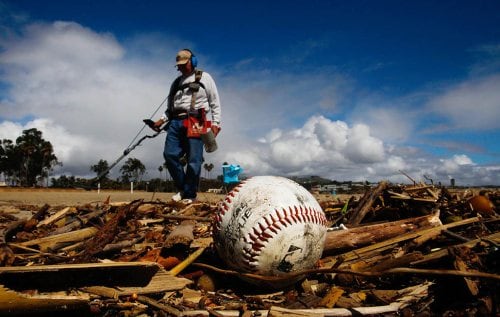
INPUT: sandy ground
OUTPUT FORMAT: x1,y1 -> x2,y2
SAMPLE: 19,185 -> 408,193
0,187 -> 226,207
0,187 -> 347,208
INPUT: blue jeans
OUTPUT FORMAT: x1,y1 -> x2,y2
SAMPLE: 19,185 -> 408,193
163,119 -> 204,199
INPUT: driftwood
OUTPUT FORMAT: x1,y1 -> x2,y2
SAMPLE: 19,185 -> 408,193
29,203 -> 50,222
16,227 -> 98,252
347,181 -> 388,225
49,208 -> 105,235
411,231 -> 500,265
102,234 -> 144,253
0,262 -> 192,295
323,212 -> 441,253
181,282 -> 434,317
76,200 -> 142,262
0,284 -> 89,314
450,246 -> 481,296
37,206 -> 74,228
170,247 -> 207,276
163,220 -> 195,249
136,295 -> 182,316
0,262 -> 192,314
329,216 -> 481,268
1,219 -> 26,245
268,306 -> 324,316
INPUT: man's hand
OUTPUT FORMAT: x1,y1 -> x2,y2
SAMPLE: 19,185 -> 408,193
212,125 -> 221,137
152,119 -> 165,132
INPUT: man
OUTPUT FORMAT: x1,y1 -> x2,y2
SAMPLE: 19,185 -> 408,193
153,49 -> 221,202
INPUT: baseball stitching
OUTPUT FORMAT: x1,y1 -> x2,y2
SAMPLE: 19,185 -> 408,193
241,205 -> 327,269
213,180 -> 247,233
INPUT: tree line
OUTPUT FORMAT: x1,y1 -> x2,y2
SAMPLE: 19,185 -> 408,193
1,128 -> 220,189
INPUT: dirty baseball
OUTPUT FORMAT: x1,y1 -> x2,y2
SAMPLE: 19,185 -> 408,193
213,176 -> 328,277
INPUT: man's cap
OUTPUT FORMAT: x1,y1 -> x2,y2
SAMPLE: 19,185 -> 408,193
176,49 -> 192,65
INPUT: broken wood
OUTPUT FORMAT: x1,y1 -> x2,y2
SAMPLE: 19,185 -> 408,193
17,227 -> 98,252
163,220 -> 195,249
411,231 -> 500,265
0,262 -> 192,297
49,208 -> 105,235
347,181 -> 388,225
450,246 -> 481,296
0,284 -> 89,314
37,206 -> 74,228
268,306 -> 324,317
169,247 -> 206,276
329,216 -> 481,267
76,200 -> 142,262
136,294 -> 182,316
323,212 -> 441,253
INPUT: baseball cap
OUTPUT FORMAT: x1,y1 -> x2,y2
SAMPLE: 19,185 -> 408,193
176,49 -> 191,65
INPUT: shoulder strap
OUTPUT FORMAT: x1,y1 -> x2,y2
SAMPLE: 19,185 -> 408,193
194,69 -> 203,83
167,76 -> 183,115
176,69 -> 205,92
168,70 -> 205,113
189,70 -> 204,110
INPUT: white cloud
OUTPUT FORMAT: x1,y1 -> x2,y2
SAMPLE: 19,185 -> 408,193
345,124 -> 385,163
347,92 -> 424,144
0,120 -> 24,140
222,115 -> 386,179
0,117 -> 91,163
428,75 -> 500,130
437,154 -> 474,175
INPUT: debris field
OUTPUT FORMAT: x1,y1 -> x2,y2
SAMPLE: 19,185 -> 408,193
0,182 -> 498,316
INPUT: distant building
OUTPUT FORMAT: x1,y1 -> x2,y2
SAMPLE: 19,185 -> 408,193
311,184 -> 350,193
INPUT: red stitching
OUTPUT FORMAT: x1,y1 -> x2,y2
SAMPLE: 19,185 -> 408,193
242,206 -> 327,270
214,180 -> 248,227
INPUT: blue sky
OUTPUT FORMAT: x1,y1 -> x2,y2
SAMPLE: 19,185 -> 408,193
1,0 -> 499,185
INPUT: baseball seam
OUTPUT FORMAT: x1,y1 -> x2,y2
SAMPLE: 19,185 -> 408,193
241,205 -> 327,270
213,180 -> 247,234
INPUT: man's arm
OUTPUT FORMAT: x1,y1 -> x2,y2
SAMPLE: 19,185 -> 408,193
203,73 -> 221,136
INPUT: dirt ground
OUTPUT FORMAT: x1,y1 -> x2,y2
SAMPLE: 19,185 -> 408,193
0,187 -> 347,208
0,187 -> 226,207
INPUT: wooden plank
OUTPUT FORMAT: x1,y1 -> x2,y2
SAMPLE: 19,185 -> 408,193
0,261 -> 192,296
0,284 -> 89,313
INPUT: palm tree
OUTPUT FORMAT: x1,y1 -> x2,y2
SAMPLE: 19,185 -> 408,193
207,163 -> 214,179
120,158 -> 146,183
91,159 -> 110,180
203,163 -> 209,178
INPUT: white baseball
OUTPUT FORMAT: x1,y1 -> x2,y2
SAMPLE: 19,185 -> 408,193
213,176 -> 328,277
